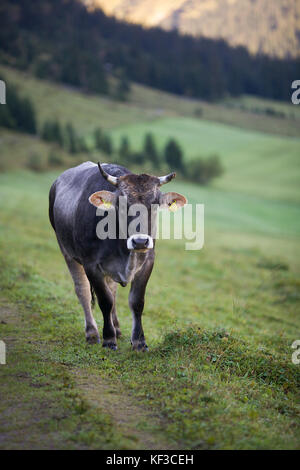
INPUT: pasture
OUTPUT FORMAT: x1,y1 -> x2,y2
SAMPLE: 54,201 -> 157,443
0,170 -> 299,449
0,68 -> 300,449
110,117 -> 300,203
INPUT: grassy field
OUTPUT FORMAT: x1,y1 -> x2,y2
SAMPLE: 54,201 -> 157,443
222,94 -> 300,120
0,68 -> 300,449
111,117 -> 300,204
0,170 -> 299,449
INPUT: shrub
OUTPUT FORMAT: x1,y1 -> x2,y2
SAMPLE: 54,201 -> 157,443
26,153 -> 44,172
77,136 -> 90,153
41,119 -> 63,146
93,127 -> 113,155
48,151 -> 63,167
194,108 -> 203,117
130,152 -> 145,165
186,155 -> 224,185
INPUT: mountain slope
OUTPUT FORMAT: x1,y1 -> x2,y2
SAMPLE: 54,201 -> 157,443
85,0 -> 300,58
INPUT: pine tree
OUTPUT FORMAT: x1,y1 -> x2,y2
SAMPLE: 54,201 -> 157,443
52,119 -> 63,147
101,134 -> 113,155
115,72 -> 130,101
164,139 -> 185,173
143,133 -> 159,168
19,97 -> 36,134
64,122 -> 78,154
41,119 -> 63,146
41,120 -> 52,142
0,83 -> 37,134
94,127 -> 103,150
119,135 -> 130,163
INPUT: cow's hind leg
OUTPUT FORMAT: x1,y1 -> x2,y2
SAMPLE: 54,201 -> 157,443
64,256 -> 100,344
106,278 -> 121,338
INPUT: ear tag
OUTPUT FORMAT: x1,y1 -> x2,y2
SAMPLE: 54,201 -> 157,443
169,200 -> 178,212
102,200 -> 112,209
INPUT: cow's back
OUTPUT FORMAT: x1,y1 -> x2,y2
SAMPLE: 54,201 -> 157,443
49,161 -> 129,260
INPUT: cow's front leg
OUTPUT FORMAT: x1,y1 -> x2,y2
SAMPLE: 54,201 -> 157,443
85,267 -> 117,350
129,260 -> 153,351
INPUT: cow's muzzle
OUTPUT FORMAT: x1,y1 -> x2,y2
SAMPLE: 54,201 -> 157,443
127,234 -> 153,251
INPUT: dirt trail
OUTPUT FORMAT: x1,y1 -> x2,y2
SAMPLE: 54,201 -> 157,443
0,302 -> 173,450
72,368 -> 173,450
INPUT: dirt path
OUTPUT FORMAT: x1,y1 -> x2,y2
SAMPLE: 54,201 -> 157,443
0,302 -> 172,450
72,368 -> 173,450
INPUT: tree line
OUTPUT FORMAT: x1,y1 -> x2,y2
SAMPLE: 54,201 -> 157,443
115,133 -> 223,185
40,117 -> 223,184
0,80 -> 223,184
1,0 -> 299,102
0,80 -> 36,134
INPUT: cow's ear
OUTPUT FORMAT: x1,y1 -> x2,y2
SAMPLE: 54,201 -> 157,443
159,192 -> 187,212
88,190 -> 116,210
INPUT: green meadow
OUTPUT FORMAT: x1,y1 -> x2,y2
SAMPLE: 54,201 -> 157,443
111,117 -> 300,203
0,67 -> 300,449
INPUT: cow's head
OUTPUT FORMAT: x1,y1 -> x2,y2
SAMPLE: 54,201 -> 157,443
89,163 -> 187,252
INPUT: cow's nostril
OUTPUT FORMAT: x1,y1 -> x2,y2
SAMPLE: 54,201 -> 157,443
127,235 -> 153,251
131,236 -> 150,250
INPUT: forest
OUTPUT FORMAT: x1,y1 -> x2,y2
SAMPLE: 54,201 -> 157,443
1,0 -> 299,102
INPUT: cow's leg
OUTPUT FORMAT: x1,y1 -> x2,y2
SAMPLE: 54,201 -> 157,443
106,278 -> 121,338
64,256 -> 100,344
85,267 -> 117,350
129,260 -> 154,351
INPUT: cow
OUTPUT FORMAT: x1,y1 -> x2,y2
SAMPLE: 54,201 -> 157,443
49,161 -> 187,351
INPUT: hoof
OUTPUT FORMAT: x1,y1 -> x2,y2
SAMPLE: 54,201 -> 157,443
86,334 -> 100,345
103,340 -> 118,350
131,340 -> 149,352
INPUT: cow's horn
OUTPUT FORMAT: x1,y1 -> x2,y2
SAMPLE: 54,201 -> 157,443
98,162 -> 118,186
158,172 -> 176,186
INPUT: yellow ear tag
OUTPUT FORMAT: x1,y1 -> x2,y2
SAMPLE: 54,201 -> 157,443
102,200 -> 112,209
169,200 -> 178,212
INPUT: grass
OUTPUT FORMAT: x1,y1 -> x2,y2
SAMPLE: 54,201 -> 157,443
111,117 -> 300,204
0,170 -> 299,449
0,65 -> 299,449
0,128 -> 107,171
0,65 -> 173,134
223,94 -> 300,121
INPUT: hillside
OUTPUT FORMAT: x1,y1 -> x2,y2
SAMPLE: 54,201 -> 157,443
1,0 -> 299,103
1,65 -> 300,212
1,67 -> 300,450
86,0 -> 300,58
1,65 -> 300,138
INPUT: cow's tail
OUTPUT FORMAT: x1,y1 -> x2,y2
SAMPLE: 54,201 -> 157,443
90,284 -> 96,309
